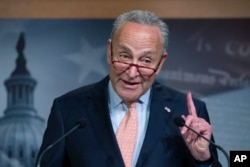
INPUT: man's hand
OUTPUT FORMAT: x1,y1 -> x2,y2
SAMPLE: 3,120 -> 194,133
179,92 -> 212,161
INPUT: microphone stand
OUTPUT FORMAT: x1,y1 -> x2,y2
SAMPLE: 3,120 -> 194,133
37,119 -> 86,167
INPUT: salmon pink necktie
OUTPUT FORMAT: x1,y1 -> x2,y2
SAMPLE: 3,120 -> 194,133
116,103 -> 138,167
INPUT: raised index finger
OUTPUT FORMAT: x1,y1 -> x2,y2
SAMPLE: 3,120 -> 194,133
186,92 -> 197,117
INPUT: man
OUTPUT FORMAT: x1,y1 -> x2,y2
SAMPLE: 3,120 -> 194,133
36,10 -> 222,167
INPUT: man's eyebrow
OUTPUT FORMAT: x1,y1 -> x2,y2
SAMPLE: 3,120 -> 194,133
142,51 -> 154,56
117,44 -> 132,53
117,44 -> 156,58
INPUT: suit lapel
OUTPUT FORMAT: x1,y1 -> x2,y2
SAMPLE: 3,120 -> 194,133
137,82 -> 175,166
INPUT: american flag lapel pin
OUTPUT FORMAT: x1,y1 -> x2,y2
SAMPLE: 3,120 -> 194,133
164,106 -> 171,112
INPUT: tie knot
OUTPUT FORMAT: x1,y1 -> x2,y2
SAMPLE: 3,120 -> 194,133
128,102 -> 136,109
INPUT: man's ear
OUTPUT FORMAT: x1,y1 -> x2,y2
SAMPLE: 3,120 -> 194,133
155,52 -> 167,75
107,39 -> 112,64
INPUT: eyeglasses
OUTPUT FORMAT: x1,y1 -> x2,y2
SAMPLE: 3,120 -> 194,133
110,43 -> 164,76
111,60 -> 158,76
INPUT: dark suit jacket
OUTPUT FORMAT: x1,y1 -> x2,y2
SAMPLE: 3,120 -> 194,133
36,76 -> 222,167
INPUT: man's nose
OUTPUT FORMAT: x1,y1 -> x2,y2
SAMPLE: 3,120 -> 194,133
126,65 -> 139,78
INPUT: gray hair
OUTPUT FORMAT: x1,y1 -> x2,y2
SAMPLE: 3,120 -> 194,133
111,10 -> 169,52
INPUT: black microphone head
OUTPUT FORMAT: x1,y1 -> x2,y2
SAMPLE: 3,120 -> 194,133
76,118 -> 87,129
174,117 -> 185,127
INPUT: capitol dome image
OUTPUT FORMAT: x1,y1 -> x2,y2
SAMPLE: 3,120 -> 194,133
0,32 -> 45,167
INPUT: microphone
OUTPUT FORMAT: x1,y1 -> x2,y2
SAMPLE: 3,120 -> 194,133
174,116 -> 230,167
36,118 -> 87,167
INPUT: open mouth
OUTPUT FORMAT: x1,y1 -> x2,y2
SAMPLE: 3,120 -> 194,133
123,80 -> 139,85
122,80 -> 140,89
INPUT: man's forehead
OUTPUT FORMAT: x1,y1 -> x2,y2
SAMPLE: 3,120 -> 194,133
115,21 -> 160,35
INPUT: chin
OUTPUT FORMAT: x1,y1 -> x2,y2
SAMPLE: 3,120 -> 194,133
119,92 -> 141,103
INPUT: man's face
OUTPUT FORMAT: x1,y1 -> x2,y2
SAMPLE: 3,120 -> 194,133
107,21 -> 167,104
